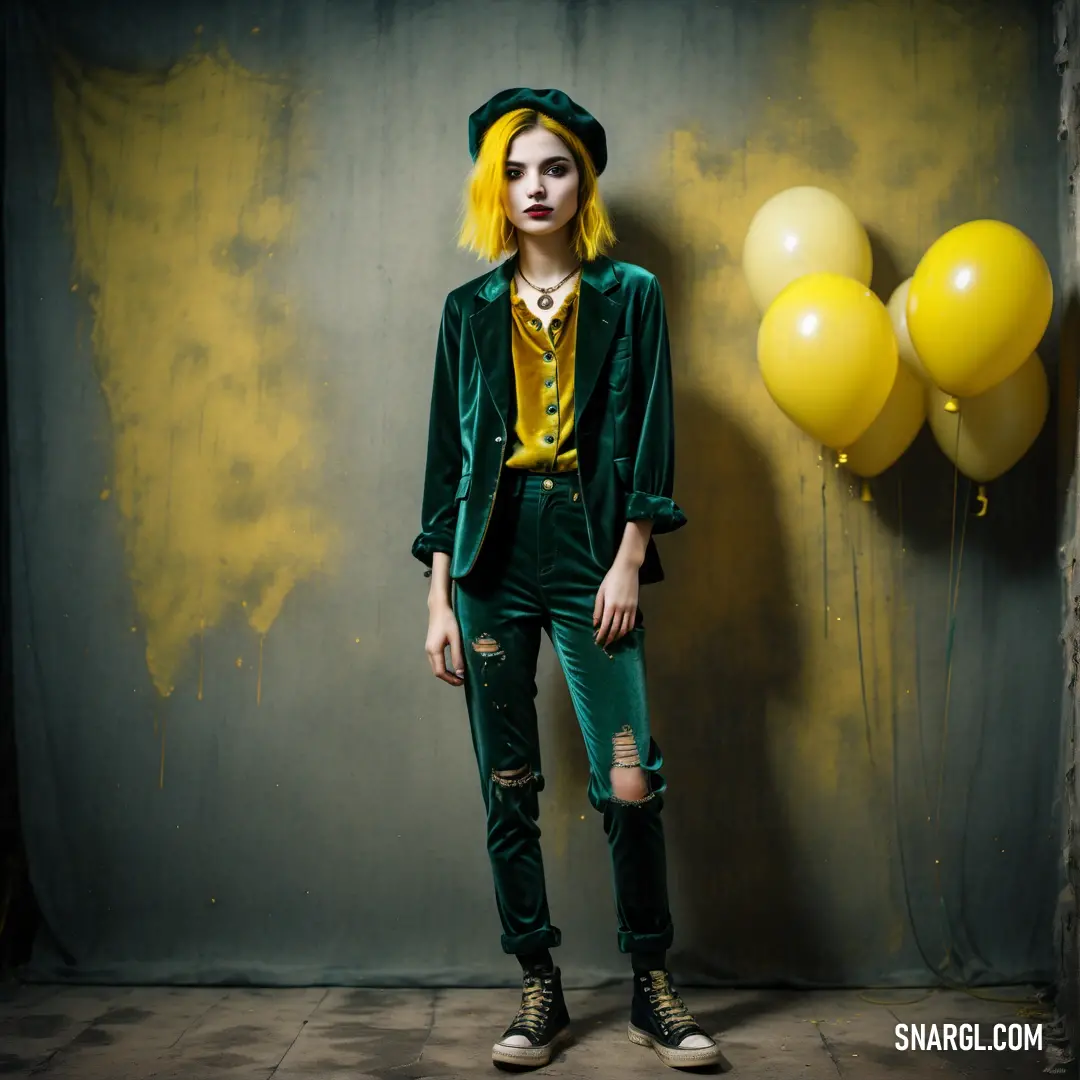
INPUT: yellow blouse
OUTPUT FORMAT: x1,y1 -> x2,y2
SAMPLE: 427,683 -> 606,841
504,277 -> 578,472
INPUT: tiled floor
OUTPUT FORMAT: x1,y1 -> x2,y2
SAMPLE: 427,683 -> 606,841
0,980 -> 1066,1078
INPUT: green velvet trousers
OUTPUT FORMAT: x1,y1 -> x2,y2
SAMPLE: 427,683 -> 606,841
454,468 -> 674,957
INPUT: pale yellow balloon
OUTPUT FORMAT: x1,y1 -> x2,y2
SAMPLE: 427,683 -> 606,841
742,186 -> 872,313
757,272 -> 897,450
885,278 -> 929,382
843,361 -> 926,478
907,220 -> 1053,397
927,352 -> 1049,482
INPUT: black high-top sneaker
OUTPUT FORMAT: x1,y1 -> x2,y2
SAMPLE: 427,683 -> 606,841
491,965 -> 571,1067
628,969 -> 722,1068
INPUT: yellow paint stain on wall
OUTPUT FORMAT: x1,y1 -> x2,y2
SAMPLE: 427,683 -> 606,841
664,0 -> 1030,953
52,47 -> 333,697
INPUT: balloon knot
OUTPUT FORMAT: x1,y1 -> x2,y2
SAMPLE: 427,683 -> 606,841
861,480 -> 872,502
944,397 -> 959,413
975,484 -> 988,517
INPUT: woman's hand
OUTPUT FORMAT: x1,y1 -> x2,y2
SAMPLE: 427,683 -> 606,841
593,557 -> 640,648
425,553 -> 463,686
426,601 -> 465,686
592,519 -> 653,647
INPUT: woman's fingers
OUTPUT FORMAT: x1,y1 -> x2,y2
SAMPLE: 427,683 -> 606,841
594,576 -> 639,647
595,608 -> 614,645
600,604 -> 624,647
448,625 -> 465,679
427,631 -> 465,686
597,606 -> 637,647
427,642 -> 447,678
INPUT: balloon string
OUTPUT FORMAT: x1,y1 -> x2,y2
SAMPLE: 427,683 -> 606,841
938,415 -> 965,873
894,462 -> 974,990
938,409 -> 997,977
935,414 -> 961,967
893,454 -> 1010,992
945,417 -> 962,638
940,471 -> 969,810
837,467 -> 874,768
935,447 -> 970,973
821,449 -> 829,640
892,466 -> 952,990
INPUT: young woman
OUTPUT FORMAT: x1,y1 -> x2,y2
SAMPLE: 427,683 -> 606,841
412,88 -> 720,1070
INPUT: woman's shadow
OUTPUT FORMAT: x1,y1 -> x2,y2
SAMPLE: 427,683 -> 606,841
546,207 -> 836,991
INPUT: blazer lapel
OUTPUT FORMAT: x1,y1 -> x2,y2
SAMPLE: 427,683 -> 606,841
470,257 -> 516,427
574,256 -> 623,420
467,253 -> 624,427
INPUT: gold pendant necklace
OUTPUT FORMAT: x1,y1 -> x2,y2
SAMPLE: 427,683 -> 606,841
519,265 -> 580,310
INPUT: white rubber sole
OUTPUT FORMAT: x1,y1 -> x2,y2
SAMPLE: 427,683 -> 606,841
491,1025 -> 570,1067
628,1022 -> 724,1068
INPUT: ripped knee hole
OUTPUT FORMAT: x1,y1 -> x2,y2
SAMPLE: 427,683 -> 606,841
610,725 -> 649,802
492,765 -> 535,788
611,726 -> 641,768
471,633 -> 504,657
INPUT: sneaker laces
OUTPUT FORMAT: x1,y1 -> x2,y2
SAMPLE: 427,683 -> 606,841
646,971 -> 699,1039
512,974 -> 551,1036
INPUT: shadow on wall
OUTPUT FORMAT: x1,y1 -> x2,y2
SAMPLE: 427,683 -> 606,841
646,382 -> 821,986
545,207 -> 839,985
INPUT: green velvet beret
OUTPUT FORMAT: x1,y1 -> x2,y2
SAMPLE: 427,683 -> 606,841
468,87 -> 608,175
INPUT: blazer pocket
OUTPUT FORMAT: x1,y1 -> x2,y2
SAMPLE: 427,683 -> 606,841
608,336 -> 632,392
455,473 -> 472,500
613,456 -> 633,489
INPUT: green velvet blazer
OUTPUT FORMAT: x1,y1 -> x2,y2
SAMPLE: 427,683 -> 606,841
411,253 -> 686,585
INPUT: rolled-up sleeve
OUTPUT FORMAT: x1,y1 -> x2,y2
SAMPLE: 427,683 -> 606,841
411,294 -> 462,566
626,276 -> 687,534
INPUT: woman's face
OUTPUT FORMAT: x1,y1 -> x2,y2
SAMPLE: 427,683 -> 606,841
503,126 -> 580,239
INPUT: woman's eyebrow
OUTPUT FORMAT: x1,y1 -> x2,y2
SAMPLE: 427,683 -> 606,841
505,156 -> 572,168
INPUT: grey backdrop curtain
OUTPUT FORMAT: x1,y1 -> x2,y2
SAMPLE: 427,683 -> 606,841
4,0 -> 1065,987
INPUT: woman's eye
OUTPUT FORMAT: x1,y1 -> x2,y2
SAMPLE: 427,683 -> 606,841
505,166 -> 567,179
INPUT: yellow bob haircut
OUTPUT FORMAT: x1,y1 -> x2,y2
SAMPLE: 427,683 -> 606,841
457,107 -> 616,263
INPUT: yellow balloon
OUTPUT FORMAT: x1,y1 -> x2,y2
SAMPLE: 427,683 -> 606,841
885,278 -> 929,382
757,272 -> 898,450
742,186 -> 872,313
907,220 -> 1052,397
843,361 -> 926,478
927,351 -> 1048,483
